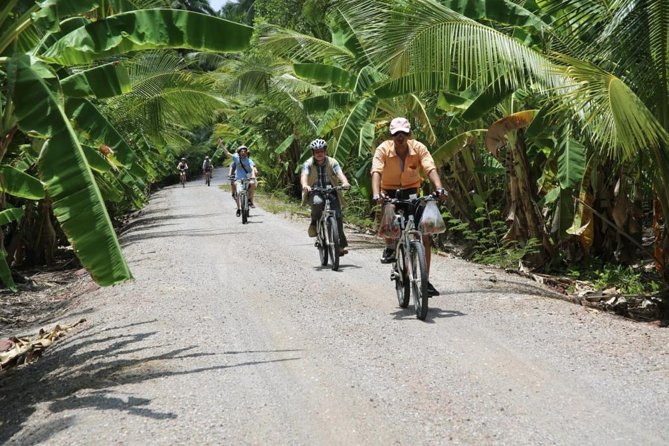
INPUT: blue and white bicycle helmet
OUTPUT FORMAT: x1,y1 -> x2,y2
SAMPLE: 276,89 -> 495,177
309,139 -> 327,151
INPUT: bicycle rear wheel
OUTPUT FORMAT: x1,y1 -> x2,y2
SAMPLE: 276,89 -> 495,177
394,242 -> 410,308
410,240 -> 429,320
326,216 -> 340,271
241,193 -> 249,224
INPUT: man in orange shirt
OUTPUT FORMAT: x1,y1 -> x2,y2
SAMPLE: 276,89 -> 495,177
371,117 -> 446,296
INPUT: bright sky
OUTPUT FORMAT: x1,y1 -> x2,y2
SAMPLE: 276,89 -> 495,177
209,0 -> 236,10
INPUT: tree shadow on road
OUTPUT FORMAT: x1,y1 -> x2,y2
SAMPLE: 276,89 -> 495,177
0,319 -> 300,445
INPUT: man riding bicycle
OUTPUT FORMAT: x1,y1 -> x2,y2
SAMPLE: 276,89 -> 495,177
301,138 -> 351,256
228,145 -> 257,217
177,157 -> 188,181
202,155 -> 213,175
371,117 -> 446,296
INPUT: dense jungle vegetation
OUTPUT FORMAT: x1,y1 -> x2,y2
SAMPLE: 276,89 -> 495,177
1,0 -> 668,315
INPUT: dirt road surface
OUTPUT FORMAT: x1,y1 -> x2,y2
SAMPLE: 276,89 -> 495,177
2,168 -> 668,445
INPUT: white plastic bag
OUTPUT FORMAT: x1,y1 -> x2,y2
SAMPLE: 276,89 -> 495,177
418,200 -> 446,235
378,204 -> 401,239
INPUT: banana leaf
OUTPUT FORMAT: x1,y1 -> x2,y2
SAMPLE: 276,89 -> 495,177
274,135 -> 294,155
293,63 -> 356,90
0,165 -> 45,199
303,93 -> 353,113
41,9 -> 254,66
61,61 -> 131,98
11,55 -> 132,286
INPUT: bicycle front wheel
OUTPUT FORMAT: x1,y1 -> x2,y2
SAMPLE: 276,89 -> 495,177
410,240 -> 429,320
394,242 -> 410,308
327,216 -> 340,271
241,193 -> 249,224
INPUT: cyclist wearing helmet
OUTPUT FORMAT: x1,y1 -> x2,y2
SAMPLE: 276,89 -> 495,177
202,155 -> 213,173
371,117 -> 447,296
177,157 -> 188,181
229,145 -> 257,217
301,138 -> 351,256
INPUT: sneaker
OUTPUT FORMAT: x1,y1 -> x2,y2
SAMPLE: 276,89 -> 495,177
249,200 -> 255,208
426,281 -> 440,297
308,224 -> 317,237
380,247 -> 395,264
236,209 -> 241,217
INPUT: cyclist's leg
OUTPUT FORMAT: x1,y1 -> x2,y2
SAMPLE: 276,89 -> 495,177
231,181 -> 237,199
309,193 -> 324,237
248,180 -> 256,201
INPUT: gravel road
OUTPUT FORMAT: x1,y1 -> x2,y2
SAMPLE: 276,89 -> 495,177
2,168 -> 668,445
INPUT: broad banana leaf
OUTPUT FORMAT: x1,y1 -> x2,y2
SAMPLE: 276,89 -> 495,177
65,98 -> 135,166
485,110 -> 536,156
41,9 -> 254,66
557,136 -> 586,190
433,130 -> 487,164
0,165 -> 45,199
274,135 -> 294,155
293,63 -> 356,90
0,207 -> 24,291
32,0 -> 99,32
303,93 -> 353,113
461,76 -> 514,122
11,55 -> 132,286
61,61 -> 131,98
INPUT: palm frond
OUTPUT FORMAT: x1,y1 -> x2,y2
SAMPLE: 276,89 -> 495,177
258,23 -> 356,67
339,0 -> 560,91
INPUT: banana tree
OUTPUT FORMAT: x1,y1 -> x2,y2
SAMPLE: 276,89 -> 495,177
0,1 -> 254,288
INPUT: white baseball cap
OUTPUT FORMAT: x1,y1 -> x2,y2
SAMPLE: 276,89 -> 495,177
389,117 -> 411,135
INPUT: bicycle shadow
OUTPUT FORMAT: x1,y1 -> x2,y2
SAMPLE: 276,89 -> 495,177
390,306 -> 466,323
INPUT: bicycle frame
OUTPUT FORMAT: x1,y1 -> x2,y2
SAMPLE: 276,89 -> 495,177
386,194 -> 435,320
311,185 -> 346,270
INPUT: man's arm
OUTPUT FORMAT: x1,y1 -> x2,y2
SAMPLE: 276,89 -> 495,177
300,169 -> 311,192
371,172 -> 382,203
217,138 -> 233,158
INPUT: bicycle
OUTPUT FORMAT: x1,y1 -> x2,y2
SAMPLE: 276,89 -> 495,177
310,185 -> 348,271
179,169 -> 187,188
385,194 -> 438,320
204,169 -> 212,186
234,177 -> 255,224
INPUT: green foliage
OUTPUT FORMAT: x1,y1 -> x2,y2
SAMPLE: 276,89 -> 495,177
441,206 -> 540,269
565,261 -> 663,296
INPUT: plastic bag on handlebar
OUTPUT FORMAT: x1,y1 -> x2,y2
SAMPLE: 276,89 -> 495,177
418,200 -> 446,235
378,204 -> 401,239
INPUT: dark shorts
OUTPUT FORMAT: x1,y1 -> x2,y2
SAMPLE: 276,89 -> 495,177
382,188 -> 426,224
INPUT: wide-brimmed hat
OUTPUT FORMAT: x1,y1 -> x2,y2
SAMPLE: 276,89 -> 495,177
389,117 -> 411,135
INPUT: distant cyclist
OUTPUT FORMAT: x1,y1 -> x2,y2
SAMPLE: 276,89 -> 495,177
202,155 -> 213,174
229,145 -> 257,217
177,157 -> 188,183
301,138 -> 351,256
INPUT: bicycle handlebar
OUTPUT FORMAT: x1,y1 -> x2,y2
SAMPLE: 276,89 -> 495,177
309,185 -> 350,194
382,193 -> 438,205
